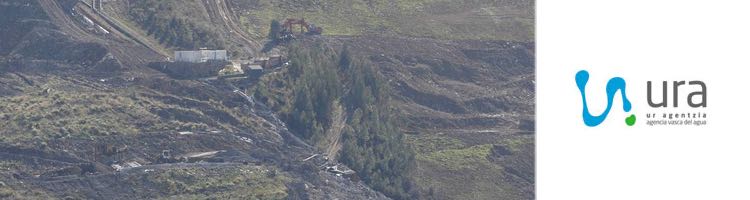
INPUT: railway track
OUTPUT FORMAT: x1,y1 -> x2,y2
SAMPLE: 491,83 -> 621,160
37,0 -> 167,68
38,0 -> 103,43
78,0 -> 171,58
203,0 -> 260,55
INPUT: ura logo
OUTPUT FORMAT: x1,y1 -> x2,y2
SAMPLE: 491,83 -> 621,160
575,70 -> 635,127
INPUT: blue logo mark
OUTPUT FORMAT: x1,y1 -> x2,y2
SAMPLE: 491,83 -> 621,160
575,70 -> 635,127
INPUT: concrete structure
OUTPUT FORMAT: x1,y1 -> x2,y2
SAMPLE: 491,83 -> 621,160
268,55 -> 283,67
247,64 -> 263,71
245,64 -> 264,78
252,56 -> 269,67
175,50 -> 228,63
251,55 -> 283,68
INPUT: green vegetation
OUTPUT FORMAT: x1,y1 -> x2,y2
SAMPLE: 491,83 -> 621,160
337,60 -> 417,199
0,187 -> 54,200
420,144 -> 493,171
409,134 -> 534,200
268,19 -> 281,40
498,135 -> 534,152
236,0 -> 534,41
0,74 -> 261,142
0,161 -> 21,172
254,42 -> 417,199
112,0 -> 533,44
283,44 -> 342,142
148,166 -> 289,199
128,0 -> 224,49
405,134 -> 466,155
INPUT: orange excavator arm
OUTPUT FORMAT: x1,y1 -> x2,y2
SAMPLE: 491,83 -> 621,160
281,18 -> 322,36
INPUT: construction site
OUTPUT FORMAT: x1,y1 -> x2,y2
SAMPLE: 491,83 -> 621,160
0,0 -> 535,199
278,18 -> 323,41
0,0 -> 388,199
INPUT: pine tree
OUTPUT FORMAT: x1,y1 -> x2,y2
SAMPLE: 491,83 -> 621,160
268,19 -> 281,40
276,42 -> 417,199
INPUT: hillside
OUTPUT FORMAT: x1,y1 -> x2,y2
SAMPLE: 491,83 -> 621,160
1,0 -> 534,199
327,36 -> 535,199
231,0 -> 534,41
96,0 -> 532,58
0,0 -> 386,199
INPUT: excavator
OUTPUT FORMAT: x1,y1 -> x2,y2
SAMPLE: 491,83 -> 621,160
279,18 -> 323,40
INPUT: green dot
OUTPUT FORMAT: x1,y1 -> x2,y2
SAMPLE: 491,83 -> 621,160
625,114 -> 636,126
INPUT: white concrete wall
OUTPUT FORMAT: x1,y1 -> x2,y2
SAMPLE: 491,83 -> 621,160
202,50 -> 227,62
174,50 -> 227,63
175,51 -> 201,63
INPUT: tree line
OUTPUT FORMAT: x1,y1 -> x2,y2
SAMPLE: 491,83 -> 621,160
128,0 -> 224,49
260,42 -> 418,199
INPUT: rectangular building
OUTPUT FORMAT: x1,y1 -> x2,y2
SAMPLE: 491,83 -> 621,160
245,64 -> 264,78
175,50 -> 228,63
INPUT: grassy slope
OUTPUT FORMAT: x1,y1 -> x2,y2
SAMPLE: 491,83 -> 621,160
408,134 -> 533,199
0,73 -> 263,143
233,0 -> 534,41
148,166 -> 289,200
0,72 -> 298,198
330,36 -> 535,199
99,0 -> 532,55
